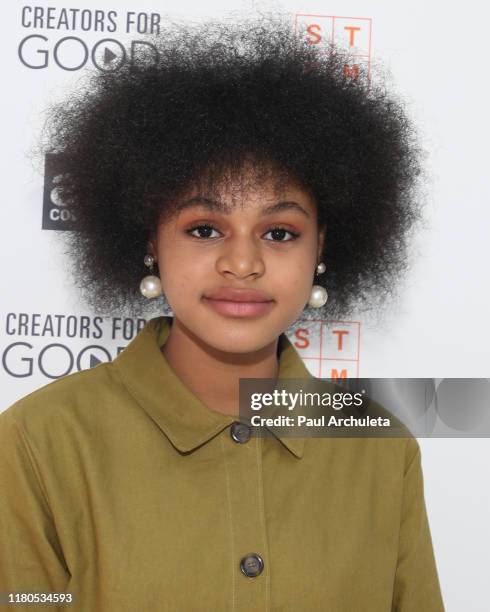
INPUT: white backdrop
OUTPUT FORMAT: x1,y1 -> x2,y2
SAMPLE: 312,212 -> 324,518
1,1 -> 489,610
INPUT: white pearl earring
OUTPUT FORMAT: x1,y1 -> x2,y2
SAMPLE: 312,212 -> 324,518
308,262 -> 328,308
139,254 -> 163,299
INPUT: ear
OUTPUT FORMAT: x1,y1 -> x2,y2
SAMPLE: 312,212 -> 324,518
317,224 -> 326,261
146,236 -> 157,258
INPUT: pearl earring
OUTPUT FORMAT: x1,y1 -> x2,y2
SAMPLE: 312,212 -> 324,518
139,254 -> 163,299
308,262 -> 328,308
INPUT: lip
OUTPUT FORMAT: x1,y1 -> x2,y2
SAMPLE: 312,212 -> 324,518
202,297 -> 275,318
203,287 -> 274,302
202,287 -> 275,318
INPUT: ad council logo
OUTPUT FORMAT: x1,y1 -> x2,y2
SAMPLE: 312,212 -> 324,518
42,152 -> 76,231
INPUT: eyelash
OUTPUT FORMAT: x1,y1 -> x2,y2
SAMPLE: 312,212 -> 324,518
186,224 -> 300,242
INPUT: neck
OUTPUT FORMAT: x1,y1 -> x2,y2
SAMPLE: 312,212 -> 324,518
161,317 -> 280,416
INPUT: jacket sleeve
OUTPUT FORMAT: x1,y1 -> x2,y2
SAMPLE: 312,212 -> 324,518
392,437 -> 445,611
0,409 -> 71,608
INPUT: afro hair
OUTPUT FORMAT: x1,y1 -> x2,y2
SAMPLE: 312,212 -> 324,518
41,13 -> 424,322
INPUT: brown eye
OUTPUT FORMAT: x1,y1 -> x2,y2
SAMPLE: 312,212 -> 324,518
186,224 -> 221,239
264,227 -> 300,242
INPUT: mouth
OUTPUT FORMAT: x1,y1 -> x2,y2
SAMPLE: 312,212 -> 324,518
202,296 -> 275,318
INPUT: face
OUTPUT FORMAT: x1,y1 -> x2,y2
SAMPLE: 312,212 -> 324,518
148,169 -> 325,354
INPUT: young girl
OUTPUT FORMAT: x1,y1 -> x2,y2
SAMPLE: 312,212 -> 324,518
0,15 -> 444,611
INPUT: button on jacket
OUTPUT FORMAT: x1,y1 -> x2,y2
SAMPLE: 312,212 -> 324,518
0,316 -> 445,611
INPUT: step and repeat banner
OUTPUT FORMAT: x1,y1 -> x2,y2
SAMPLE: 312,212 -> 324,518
1,1 -> 489,610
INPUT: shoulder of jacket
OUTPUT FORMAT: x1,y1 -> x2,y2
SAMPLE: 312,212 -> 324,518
0,361 -> 121,430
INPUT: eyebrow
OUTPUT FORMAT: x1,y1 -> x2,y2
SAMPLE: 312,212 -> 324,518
176,196 -> 311,218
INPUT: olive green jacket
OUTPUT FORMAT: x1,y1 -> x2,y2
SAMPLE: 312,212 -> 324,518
0,316 -> 445,611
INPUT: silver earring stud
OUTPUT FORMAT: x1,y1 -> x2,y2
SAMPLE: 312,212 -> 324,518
308,261 -> 328,308
139,254 -> 163,299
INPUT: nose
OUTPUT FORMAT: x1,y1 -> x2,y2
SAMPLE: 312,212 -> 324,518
215,236 -> 265,279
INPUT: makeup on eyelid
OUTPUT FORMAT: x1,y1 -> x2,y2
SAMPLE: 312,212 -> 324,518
186,223 -> 300,241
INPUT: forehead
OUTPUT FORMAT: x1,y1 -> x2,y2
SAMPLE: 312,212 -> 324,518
176,195 -> 313,220
175,164 -> 316,216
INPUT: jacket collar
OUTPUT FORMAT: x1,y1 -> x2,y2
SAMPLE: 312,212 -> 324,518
113,316 -> 311,459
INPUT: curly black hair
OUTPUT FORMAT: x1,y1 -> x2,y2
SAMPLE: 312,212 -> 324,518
41,13 -> 424,322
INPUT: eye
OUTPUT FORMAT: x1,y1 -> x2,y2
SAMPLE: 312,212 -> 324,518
264,226 -> 300,242
185,223 -> 300,242
186,224 -> 221,239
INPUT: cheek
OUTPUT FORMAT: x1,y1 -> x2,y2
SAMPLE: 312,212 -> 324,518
157,243 -> 210,296
271,259 -> 312,295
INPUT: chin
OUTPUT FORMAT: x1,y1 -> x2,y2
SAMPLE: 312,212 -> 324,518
209,326 -> 275,353
190,316 -> 279,354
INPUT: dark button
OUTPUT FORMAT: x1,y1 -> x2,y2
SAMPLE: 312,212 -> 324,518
240,553 -> 264,578
230,421 -> 252,444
